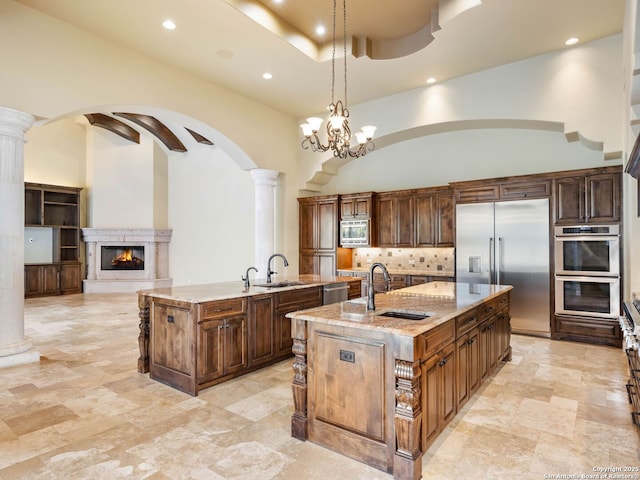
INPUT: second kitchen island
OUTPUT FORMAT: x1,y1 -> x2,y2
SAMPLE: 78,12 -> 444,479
287,281 -> 512,480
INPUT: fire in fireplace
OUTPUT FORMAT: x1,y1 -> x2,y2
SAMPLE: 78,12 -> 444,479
101,246 -> 145,271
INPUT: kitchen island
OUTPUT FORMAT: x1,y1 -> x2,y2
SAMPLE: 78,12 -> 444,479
287,281 -> 512,480
136,274 -> 361,395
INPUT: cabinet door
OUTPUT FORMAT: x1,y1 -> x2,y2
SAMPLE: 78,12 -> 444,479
396,194 -> 414,247
60,263 -> 82,294
555,177 -> 584,224
440,342 -> 456,426
455,335 -> 470,408
340,198 -> 355,219
422,352 -> 441,449
198,318 -> 225,382
299,252 -> 315,275
42,264 -> 60,295
275,303 -> 302,357
353,197 -> 372,217
155,304 -> 194,376
317,199 -> 338,250
224,315 -> 248,375
587,173 -> 620,223
318,252 -> 336,276
248,295 -> 275,366
436,192 -> 455,246
415,194 -> 435,246
467,327 -> 481,396
24,265 -> 44,297
376,196 -> 395,246
299,200 -> 316,250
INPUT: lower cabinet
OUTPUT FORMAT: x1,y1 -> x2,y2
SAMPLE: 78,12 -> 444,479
455,326 -> 480,410
248,294 -> 276,367
198,314 -> 248,383
275,287 -> 322,358
422,342 -> 456,449
24,262 -> 82,298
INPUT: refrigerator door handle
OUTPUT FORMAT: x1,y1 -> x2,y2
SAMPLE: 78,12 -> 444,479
497,237 -> 504,285
489,237 -> 494,283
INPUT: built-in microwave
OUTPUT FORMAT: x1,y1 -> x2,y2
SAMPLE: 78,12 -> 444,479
340,219 -> 370,247
554,224 -> 620,277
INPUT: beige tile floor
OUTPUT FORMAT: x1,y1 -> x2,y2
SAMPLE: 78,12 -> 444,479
0,293 -> 639,479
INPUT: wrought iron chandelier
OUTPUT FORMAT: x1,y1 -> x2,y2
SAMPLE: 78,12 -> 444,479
300,0 -> 376,159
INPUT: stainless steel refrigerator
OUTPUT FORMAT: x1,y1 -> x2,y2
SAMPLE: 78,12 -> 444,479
456,198 -> 550,336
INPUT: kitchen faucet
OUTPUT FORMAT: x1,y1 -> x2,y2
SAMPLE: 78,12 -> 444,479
242,266 -> 258,289
266,253 -> 289,283
367,262 -> 390,311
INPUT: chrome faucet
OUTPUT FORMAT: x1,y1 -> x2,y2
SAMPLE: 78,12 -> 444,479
242,266 -> 258,289
367,262 -> 390,311
266,253 -> 289,283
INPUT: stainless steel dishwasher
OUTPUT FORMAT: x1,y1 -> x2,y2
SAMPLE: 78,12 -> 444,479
322,282 -> 348,305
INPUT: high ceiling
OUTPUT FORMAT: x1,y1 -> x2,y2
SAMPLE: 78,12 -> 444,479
16,0 -> 625,119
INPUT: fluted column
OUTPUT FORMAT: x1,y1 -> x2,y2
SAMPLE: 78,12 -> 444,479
0,107 -> 39,368
250,169 -> 279,276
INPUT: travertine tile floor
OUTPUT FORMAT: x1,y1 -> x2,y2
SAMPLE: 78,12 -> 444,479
0,293 -> 639,479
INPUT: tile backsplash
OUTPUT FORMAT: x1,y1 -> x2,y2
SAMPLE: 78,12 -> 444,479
352,247 -> 455,273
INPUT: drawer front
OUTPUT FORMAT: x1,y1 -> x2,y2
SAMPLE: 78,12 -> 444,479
277,286 -> 322,307
422,320 -> 455,359
200,298 -> 246,321
555,316 -> 620,339
456,307 -> 480,338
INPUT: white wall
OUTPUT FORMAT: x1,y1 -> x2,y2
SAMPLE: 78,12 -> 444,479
323,128 -> 609,194
300,35 -> 624,193
168,147 -> 255,286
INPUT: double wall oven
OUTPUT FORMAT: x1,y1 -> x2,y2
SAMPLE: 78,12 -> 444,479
554,225 -> 620,319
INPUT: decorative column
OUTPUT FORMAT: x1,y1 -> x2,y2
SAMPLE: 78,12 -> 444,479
250,169 -> 279,275
0,107 -> 39,368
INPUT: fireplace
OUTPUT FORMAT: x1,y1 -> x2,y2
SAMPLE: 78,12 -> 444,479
82,228 -> 172,293
101,246 -> 145,270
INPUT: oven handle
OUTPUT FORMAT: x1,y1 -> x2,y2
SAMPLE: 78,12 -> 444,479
554,235 -> 619,242
554,274 -> 619,283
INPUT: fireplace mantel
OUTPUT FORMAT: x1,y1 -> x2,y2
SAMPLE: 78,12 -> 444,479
82,228 -> 172,293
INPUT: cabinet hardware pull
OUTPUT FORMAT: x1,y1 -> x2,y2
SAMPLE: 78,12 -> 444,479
463,317 -> 477,325
218,324 -> 224,330
438,358 -> 448,367
213,307 -> 233,313
468,338 -> 475,345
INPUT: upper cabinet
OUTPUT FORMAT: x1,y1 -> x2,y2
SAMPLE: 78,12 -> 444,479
298,195 -> 339,275
452,178 -> 551,204
376,187 -> 454,248
554,168 -> 621,224
340,192 -> 375,219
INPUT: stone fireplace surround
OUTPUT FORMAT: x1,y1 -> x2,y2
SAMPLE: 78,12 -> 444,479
82,228 -> 172,293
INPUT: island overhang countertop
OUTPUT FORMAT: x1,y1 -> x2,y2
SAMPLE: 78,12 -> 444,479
287,281 -> 513,337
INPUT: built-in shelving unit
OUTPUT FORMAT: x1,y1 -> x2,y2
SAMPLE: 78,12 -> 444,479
24,182 -> 83,297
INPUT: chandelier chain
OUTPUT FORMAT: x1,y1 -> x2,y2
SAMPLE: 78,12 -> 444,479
331,0 -> 337,105
342,0 -> 348,109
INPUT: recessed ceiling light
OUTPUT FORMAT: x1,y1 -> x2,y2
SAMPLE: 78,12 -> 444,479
565,37 -> 579,46
426,77 -> 437,84
316,25 -> 326,36
162,19 -> 176,30
262,73 -> 273,80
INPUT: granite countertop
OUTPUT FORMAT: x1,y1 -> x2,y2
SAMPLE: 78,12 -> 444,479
136,274 -> 358,303
337,267 -> 455,277
287,281 -> 512,337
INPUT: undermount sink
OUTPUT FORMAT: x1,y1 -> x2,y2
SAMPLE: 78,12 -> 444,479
253,281 -> 305,288
377,309 -> 431,321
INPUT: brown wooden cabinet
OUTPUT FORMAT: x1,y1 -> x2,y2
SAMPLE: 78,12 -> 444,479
553,315 -> 621,347
24,182 -> 83,297
422,341 -> 456,449
452,177 -> 551,204
340,192 -> 375,219
554,169 -> 621,224
24,262 -> 83,298
376,191 -> 414,247
248,294 -> 275,367
415,187 -> 455,247
376,187 -> 454,248
274,286 -> 322,358
298,195 -> 339,275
